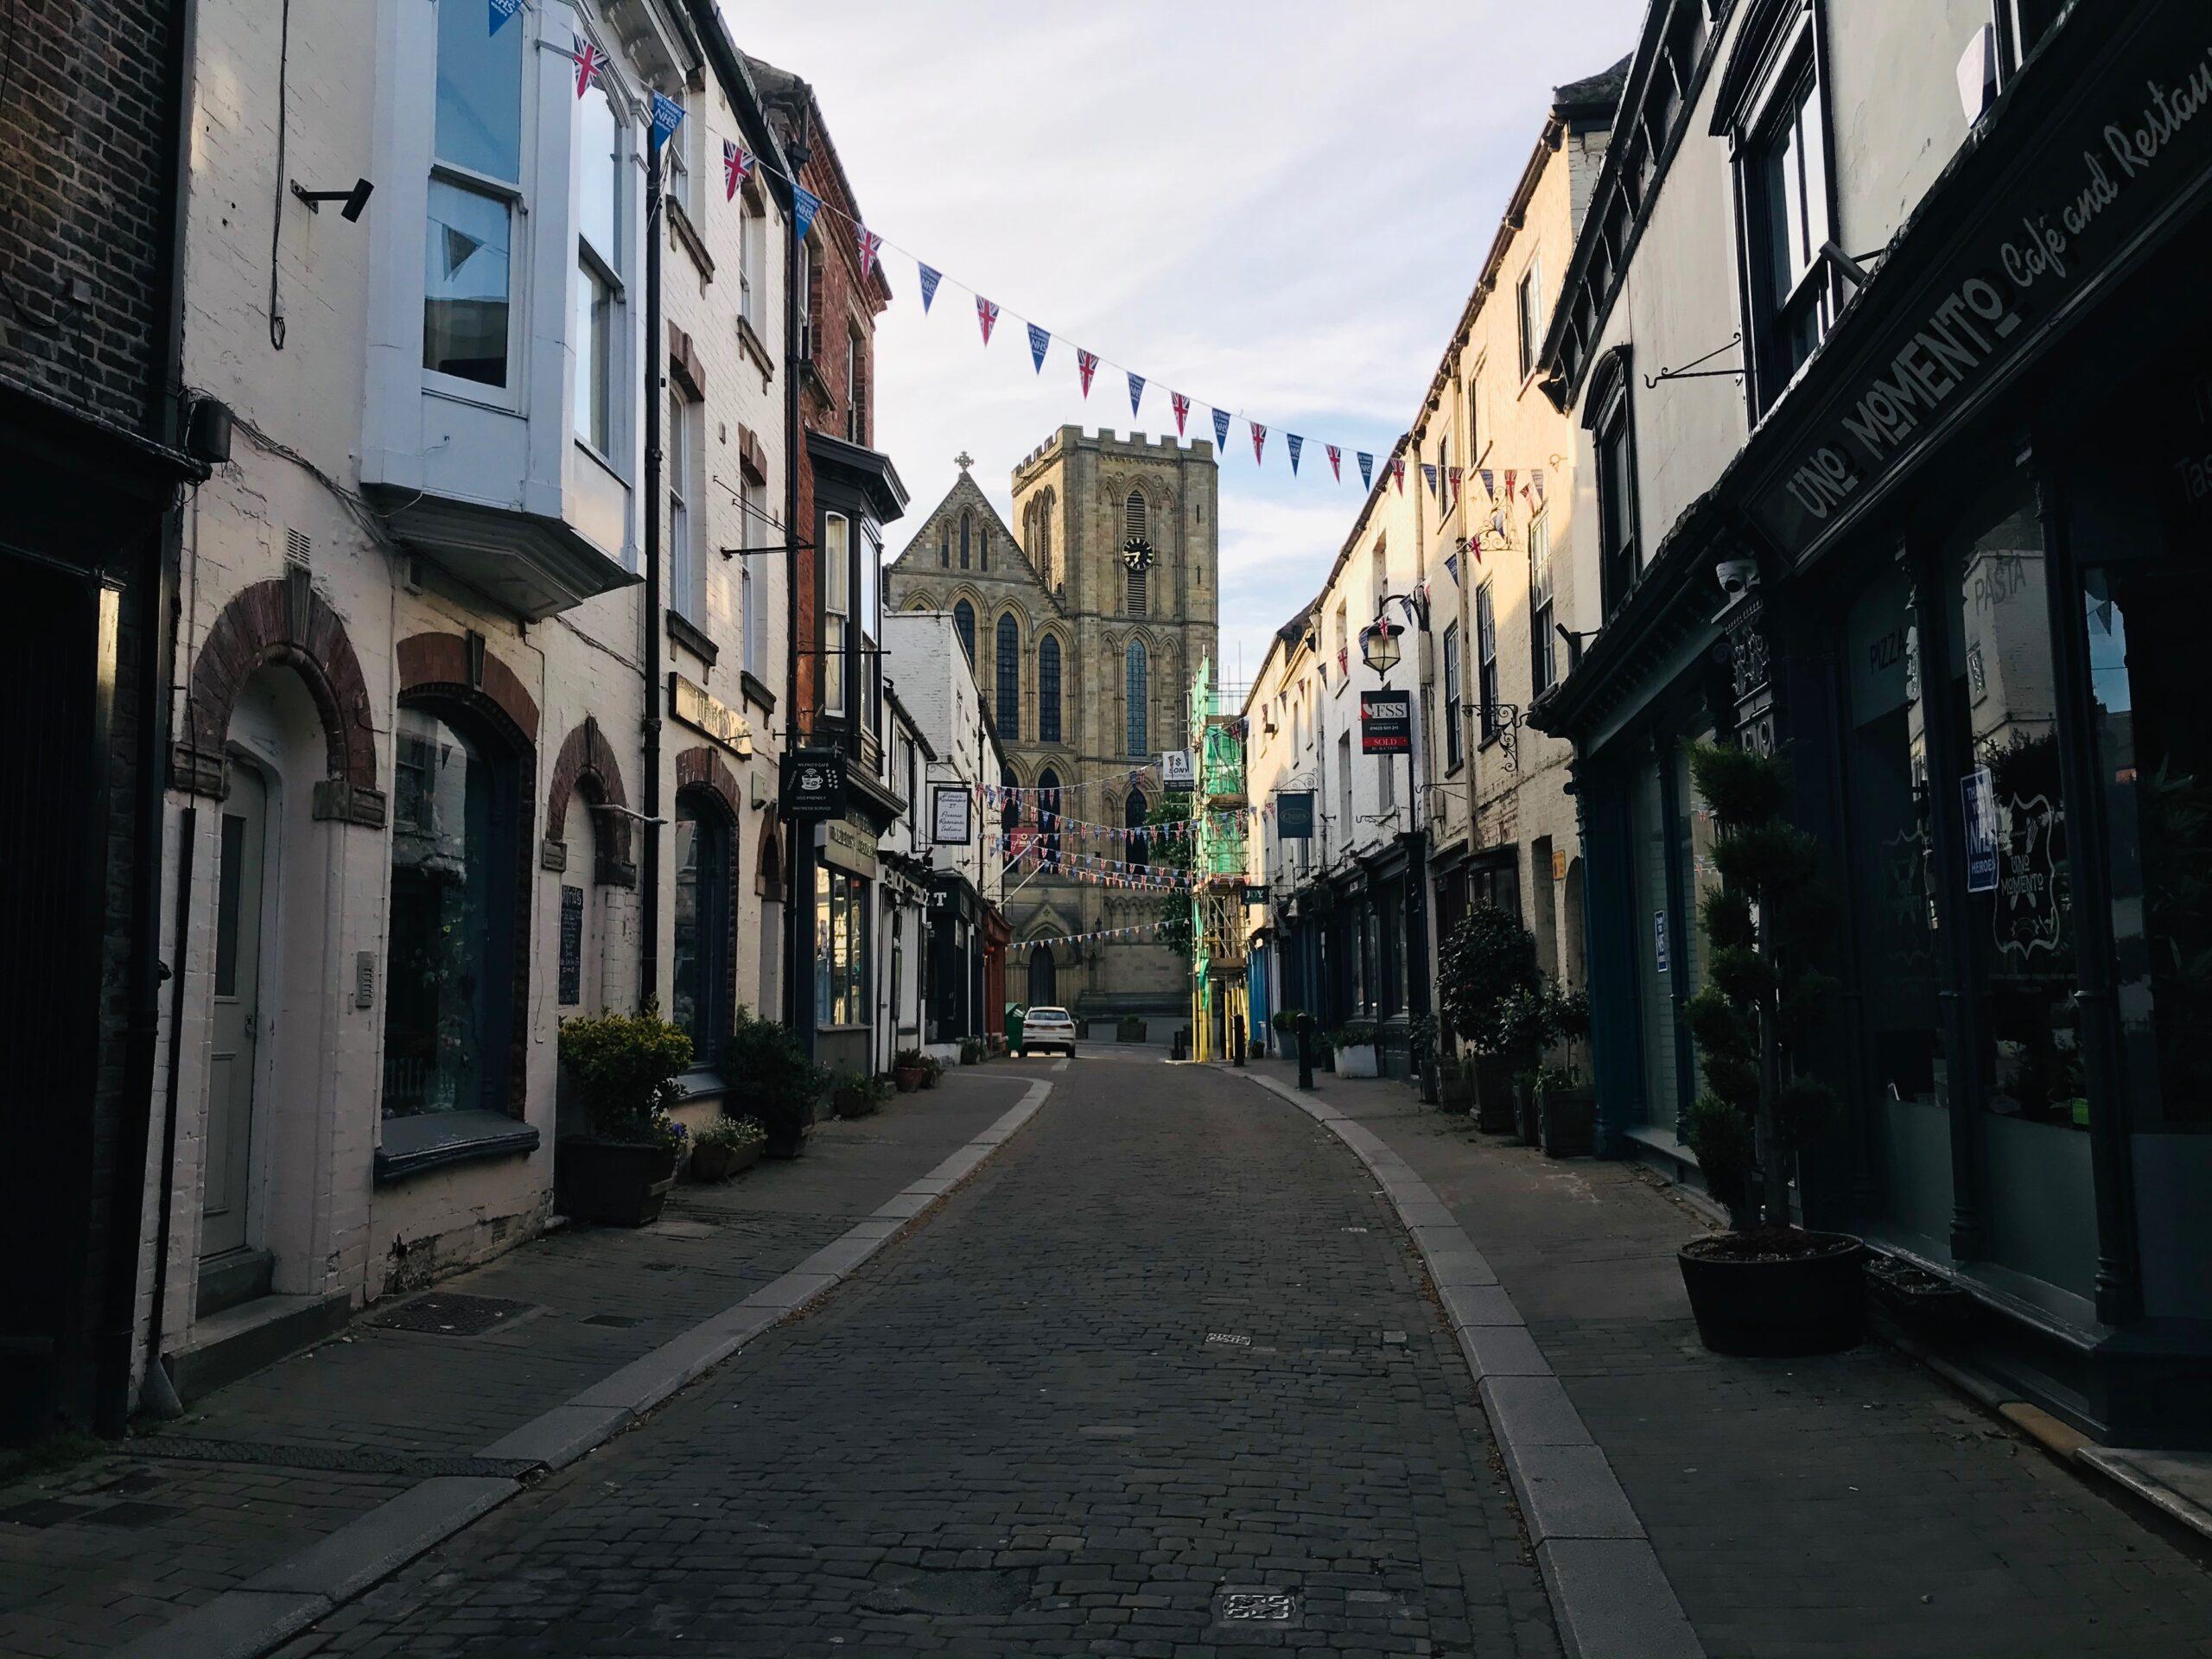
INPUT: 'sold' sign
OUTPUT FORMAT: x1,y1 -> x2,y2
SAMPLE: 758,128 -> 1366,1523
1361,690 -> 1411,753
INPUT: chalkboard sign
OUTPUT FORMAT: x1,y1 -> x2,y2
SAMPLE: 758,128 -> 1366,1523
559,885 -> 584,1006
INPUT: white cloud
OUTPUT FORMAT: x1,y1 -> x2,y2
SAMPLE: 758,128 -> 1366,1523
721,0 -> 1641,690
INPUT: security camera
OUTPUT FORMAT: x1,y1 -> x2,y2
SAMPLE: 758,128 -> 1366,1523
1716,557 -> 1760,598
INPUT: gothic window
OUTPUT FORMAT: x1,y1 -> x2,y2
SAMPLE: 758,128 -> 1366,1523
1038,767 -> 1062,862
954,600 -> 976,660
1001,763 -> 1021,830
1038,498 -> 1052,582
959,512 -> 971,569
979,524 -> 989,572
1038,634 -> 1062,744
1125,788 -> 1149,868
1125,639 -> 1148,758
995,613 -> 1020,739
1124,489 -> 1147,543
938,527 -> 948,568
1127,561 -> 1147,617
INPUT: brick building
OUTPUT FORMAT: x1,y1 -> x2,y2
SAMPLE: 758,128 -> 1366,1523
0,0 -> 205,1442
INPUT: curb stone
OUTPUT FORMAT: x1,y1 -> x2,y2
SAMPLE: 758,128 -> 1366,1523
1247,1071 -> 1704,1659
116,1079 -> 1055,1659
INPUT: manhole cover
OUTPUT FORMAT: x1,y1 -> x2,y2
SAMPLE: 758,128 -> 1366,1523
1206,1332 -> 1250,1346
369,1293 -> 534,1336
1216,1587 -> 1299,1624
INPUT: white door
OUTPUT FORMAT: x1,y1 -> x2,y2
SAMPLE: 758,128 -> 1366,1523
203,766 -> 268,1259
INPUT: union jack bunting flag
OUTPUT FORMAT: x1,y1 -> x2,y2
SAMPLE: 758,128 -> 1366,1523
1249,422 -> 1267,463
1504,468 -> 1517,499
1171,391 -> 1190,435
856,226 -> 883,283
976,296 -> 1000,345
1077,349 -> 1099,397
1448,466 -> 1463,502
1391,456 -> 1406,493
571,35 -> 604,98
1326,443 -> 1342,480
722,141 -> 751,201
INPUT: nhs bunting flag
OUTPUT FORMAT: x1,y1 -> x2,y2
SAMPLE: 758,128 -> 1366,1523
1027,323 -> 1050,373
1077,348 -> 1099,397
1357,451 -> 1374,490
1249,422 -> 1267,464
791,184 -> 823,242
856,226 -> 882,283
1287,434 -> 1303,475
1532,467 -> 1545,500
1212,407 -> 1231,454
648,92 -> 684,153
1421,462 -> 1438,498
976,296 -> 1001,345
571,35 -> 605,99
1171,391 -> 1190,436
489,0 -> 522,35
917,263 -> 942,313
723,141 -> 751,201
1326,443 -> 1342,481
1127,372 -> 1145,416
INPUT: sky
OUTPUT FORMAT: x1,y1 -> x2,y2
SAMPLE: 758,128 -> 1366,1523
724,0 -> 1645,696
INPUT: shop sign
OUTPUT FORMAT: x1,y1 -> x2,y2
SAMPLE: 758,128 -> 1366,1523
1275,791 -> 1315,840
558,885 -> 583,1006
1748,12 -> 2212,556
1961,766 -> 1999,895
1653,909 -> 1670,974
1361,690 -> 1411,753
931,784 -> 972,845
670,673 -> 753,756
1161,748 -> 1195,789
817,813 -> 878,879
779,749 -> 847,818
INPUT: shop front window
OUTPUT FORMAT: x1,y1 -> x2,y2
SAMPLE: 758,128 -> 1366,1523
672,792 -> 731,1065
383,706 -> 516,1117
814,865 -> 867,1028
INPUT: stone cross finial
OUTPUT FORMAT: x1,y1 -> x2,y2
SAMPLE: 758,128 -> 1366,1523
955,450 -> 974,472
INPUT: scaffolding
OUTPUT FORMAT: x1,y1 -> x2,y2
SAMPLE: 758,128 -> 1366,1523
1187,658 -> 1249,1063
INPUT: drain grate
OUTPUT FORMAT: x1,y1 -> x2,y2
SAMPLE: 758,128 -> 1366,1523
369,1293 -> 534,1336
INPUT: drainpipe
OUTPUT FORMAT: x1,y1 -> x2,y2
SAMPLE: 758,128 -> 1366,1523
639,133 -> 665,1014
783,110 -> 810,1048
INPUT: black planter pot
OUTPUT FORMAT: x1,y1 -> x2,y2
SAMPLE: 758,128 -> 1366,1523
1678,1231 -> 1868,1357
1473,1058 -> 1517,1134
556,1137 -> 680,1227
1513,1077 -> 1539,1145
1539,1085 -> 1598,1158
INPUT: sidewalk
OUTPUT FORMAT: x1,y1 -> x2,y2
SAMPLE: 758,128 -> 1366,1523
1244,1058 -> 2212,1659
0,1067 -> 1040,1659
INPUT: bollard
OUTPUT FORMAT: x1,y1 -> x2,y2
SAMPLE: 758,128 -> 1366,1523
1296,1020 -> 1314,1091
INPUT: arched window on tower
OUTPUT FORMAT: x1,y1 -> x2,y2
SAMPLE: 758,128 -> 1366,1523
979,523 -> 989,572
1125,788 -> 1149,868
1039,497 -> 1052,585
938,526 -> 949,568
959,512 -> 971,569
1038,634 -> 1062,745
1125,639 -> 1148,758
1124,490 -> 1148,616
953,600 -> 976,661
1038,766 -> 1061,864
995,613 -> 1020,739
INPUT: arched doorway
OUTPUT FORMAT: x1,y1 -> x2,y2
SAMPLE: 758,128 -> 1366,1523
1027,943 -> 1058,1007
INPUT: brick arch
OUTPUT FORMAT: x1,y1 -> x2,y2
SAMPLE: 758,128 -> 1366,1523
754,805 -> 784,896
176,573 -> 384,823
674,744 -> 744,824
543,715 -> 635,887
396,631 -> 539,751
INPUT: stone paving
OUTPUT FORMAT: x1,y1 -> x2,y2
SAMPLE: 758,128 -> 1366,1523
1253,1058 -> 2212,1659
0,1077 -> 1021,1658
271,1051 -> 1560,1657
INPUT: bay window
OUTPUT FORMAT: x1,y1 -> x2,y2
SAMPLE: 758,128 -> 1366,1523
424,1 -> 522,388
823,512 -> 849,716
574,80 -> 623,455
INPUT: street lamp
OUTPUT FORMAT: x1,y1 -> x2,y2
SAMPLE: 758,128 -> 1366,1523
1358,591 -> 1437,1099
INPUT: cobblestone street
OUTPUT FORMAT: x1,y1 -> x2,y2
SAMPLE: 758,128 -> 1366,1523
274,1054 -> 1557,1657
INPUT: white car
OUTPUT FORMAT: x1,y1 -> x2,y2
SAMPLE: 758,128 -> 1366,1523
1019,1006 -> 1077,1057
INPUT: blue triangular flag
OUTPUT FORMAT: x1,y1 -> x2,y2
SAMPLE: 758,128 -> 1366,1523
1128,372 -> 1145,416
1211,407 -> 1230,453
791,184 -> 822,243
1027,323 -> 1050,373
1357,451 -> 1374,489
917,263 -> 941,313
1287,434 -> 1303,475
489,0 -> 522,35
1421,462 -> 1438,497
648,92 -> 684,152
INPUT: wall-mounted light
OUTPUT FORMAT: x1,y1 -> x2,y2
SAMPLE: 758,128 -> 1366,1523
290,178 -> 375,221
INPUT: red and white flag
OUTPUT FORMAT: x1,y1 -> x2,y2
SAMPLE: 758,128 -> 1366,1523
571,35 -> 604,98
722,141 -> 752,201
1391,456 -> 1406,493
976,296 -> 1000,346
855,226 -> 882,283
1077,348 -> 1099,397
1171,391 -> 1190,436
1249,422 -> 1267,464
1326,444 -> 1342,481
1503,468 -> 1516,501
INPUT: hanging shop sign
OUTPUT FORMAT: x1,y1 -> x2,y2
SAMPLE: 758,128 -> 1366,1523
931,783 -> 973,845
1746,10 -> 2212,559
817,814 -> 879,879
1160,749 -> 1195,790
670,672 -> 753,757
1361,690 -> 1412,753
1275,791 -> 1315,840
779,749 -> 847,819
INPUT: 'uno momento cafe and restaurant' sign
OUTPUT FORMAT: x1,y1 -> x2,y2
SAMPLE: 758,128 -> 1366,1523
1747,10 -> 2212,560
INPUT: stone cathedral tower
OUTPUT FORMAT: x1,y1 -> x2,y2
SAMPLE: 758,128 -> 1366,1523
886,426 -> 1219,1020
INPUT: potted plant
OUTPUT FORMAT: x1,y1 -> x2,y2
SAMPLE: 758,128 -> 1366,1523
1676,740 -> 1864,1357
831,1070 -> 886,1119
893,1048 -> 926,1093
690,1114 -> 766,1182
1534,1063 -> 1597,1158
1116,1014 -> 1146,1043
1437,1053 -> 1479,1112
919,1053 -> 945,1090
724,1009 -> 828,1160
556,1008 -> 691,1226
959,1036 -> 982,1065
1441,906 -> 1542,1133
1332,1021 -> 1380,1078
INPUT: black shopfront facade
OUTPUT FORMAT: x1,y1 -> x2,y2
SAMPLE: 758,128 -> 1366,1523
1542,4 -> 2212,1447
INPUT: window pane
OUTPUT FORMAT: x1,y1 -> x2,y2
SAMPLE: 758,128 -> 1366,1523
995,614 -> 1020,738
435,0 -> 521,181
672,811 -> 701,1041
423,180 -> 511,386
823,514 -> 850,612
1126,641 -> 1148,757
383,711 -> 493,1116
823,613 -> 846,715
954,601 -> 975,660
1039,635 -> 1062,743
574,264 -> 611,449
577,85 -> 620,268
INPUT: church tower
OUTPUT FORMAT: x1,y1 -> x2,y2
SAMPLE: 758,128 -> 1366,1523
887,427 -> 1218,1021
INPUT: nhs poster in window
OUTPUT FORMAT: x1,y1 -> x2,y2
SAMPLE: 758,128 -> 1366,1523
1961,766 -> 1999,895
